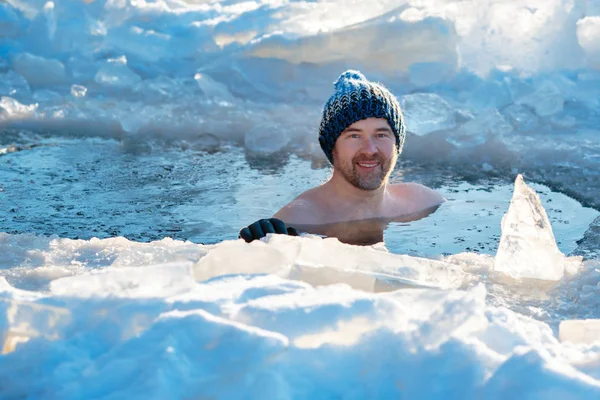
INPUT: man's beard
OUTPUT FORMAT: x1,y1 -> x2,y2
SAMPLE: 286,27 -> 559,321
333,150 -> 397,191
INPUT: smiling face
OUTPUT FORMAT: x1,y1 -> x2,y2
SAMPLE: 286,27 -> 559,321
331,118 -> 398,191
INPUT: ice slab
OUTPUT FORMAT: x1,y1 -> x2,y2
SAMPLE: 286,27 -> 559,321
94,57 -> 141,89
494,174 -> 582,281
0,96 -> 37,118
516,81 -> 564,118
50,262 -> 197,298
559,319 -> 600,344
244,123 -> 291,154
194,235 -> 464,291
193,239 -> 294,282
503,104 -> 542,133
194,72 -> 235,102
284,235 -> 464,290
401,93 -> 456,136
246,11 -> 458,75
454,108 -> 513,141
289,264 -> 445,293
12,53 -> 66,87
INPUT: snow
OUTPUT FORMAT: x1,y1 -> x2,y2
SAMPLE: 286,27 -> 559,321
577,16 -> 600,68
560,319 -> 600,344
0,252 -> 599,397
1,0 -> 600,397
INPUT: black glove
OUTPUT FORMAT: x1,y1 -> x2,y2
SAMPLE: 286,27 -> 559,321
239,218 -> 299,243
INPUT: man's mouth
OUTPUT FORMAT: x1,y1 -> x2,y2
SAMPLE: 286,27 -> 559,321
356,161 -> 380,169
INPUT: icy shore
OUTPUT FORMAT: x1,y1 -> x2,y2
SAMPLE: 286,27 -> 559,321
0,176 -> 599,398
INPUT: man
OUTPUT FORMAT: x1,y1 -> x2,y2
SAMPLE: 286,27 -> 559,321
239,70 -> 445,245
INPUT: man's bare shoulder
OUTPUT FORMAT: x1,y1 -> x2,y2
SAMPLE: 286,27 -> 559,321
273,187 -> 325,225
390,182 -> 446,210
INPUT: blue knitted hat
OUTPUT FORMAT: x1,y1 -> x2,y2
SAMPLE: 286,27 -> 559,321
318,70 -> 405,165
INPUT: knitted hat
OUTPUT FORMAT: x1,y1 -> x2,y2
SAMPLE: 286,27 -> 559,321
318,70 -> 405,165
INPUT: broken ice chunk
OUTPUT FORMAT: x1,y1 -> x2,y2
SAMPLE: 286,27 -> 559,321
12,53 -> 66,86
494,175 -> 582,281
516,81 -> 564,117
456,108 -> 513,138
94,57 -> 141,89
401,93 -> 456,136
71,84 -> 87,98
194,72 -> 235,102
0,96 -> 38,118
244,123 -> 290,154
503,104 -> 541,133
559,319 -> 600,344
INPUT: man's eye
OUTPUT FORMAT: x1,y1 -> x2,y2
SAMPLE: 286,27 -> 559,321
350,134 -> 361,139
377,133 -> 390,138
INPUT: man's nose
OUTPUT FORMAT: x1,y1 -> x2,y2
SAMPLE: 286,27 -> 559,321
360,137 -> 378,154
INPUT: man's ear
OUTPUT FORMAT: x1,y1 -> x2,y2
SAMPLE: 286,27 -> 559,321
331,146 -> 338,166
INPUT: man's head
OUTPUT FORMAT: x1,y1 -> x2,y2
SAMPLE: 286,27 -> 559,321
319,70 -> 406,190
332,117 -> 398,190
318,70 -> 405,164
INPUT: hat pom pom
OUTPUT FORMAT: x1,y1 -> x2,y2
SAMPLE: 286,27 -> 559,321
334,70 -> 366,91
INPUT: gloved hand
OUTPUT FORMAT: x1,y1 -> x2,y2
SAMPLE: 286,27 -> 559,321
239,218 -> 299,243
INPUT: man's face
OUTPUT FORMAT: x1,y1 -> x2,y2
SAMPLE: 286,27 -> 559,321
332,118 -> 397,191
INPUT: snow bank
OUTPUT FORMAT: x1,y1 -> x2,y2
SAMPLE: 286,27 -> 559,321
0,261 -> 599,398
